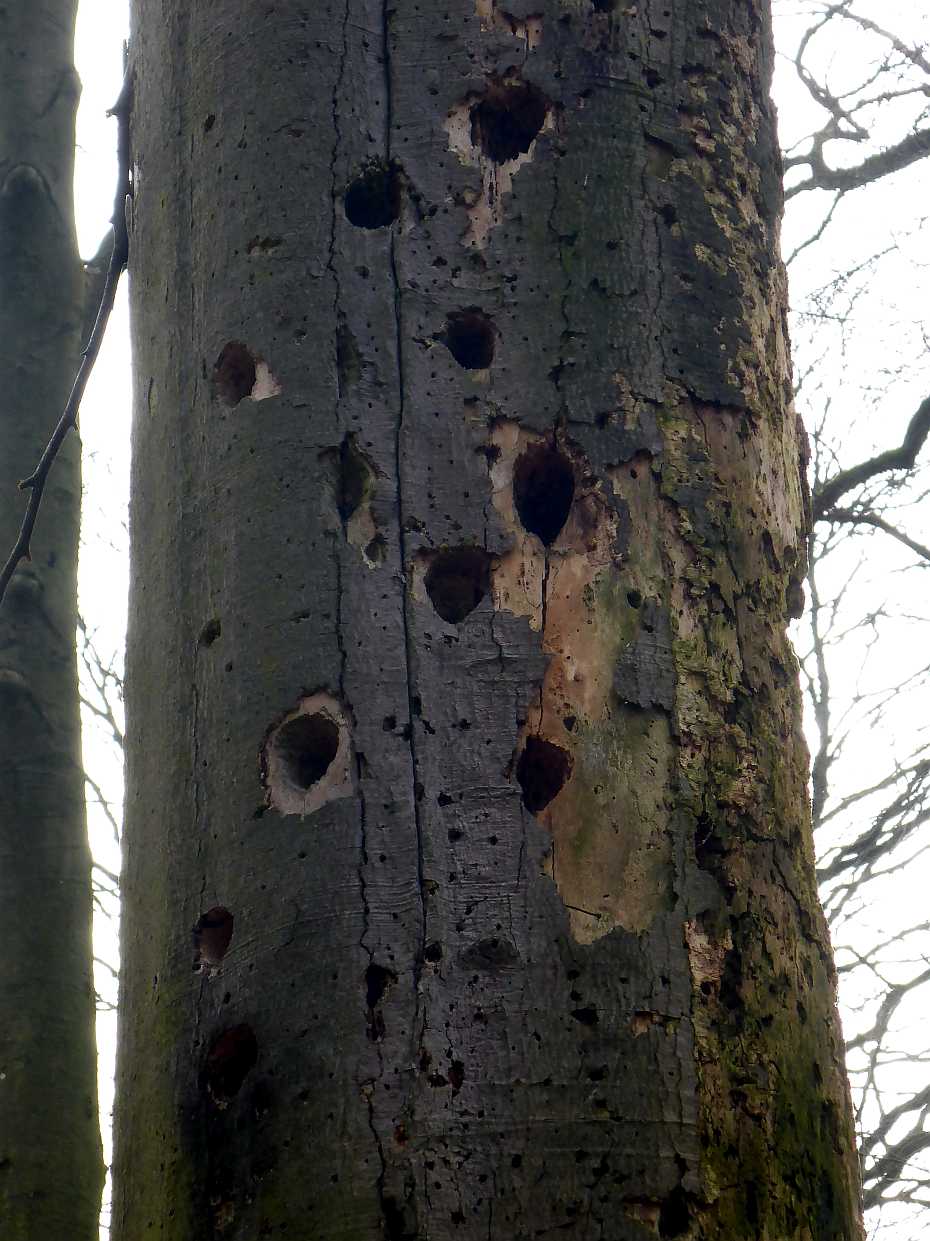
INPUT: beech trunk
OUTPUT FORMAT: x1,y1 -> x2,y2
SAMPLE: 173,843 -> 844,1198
115,2 -> 862,1238
0,5 -> 102,1238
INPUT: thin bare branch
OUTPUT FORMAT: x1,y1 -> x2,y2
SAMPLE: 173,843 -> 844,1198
813,395 -> 930,520
0,70 -> 133,606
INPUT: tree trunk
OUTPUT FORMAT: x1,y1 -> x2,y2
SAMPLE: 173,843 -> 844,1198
0,5 -> 103,1238
115,2 -> 862,1238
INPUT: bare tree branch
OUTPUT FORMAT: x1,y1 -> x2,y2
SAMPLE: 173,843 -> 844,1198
786,126 -> 930,199
0,70 -> 133,607
812,395 -> 930,520
821,507 -> 930,562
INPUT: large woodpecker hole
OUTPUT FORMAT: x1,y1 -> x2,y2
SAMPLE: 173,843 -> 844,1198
194,907 -> 234,967
513,443 -> 575,545
470,79 -> 549,164
365,962 -> 397,1008
344,161 -> 402,229
203,1024 -> 258,1105
212,341 -> 256,406
516,736 -> 573,813
441,309 -> 496,370
425,547 -> 491,623
273,712 -> 340,791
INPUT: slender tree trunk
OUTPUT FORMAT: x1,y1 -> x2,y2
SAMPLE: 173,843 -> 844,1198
115,2 -> 862,1238
0,5 -> 103,1238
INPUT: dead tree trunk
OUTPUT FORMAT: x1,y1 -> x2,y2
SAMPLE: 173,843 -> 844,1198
0,5 -> 103,1238
114,2 -> 862,1237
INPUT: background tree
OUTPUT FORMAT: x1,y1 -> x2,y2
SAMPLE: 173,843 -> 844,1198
111,1 -> 862,1238
0,3 -> 103,1237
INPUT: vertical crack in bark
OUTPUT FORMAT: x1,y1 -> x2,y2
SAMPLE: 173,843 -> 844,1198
327,0 -> 351,422
381,0 -> 427,983
380,3 -> 425,1234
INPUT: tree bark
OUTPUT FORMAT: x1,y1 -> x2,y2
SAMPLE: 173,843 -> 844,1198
115,2 -> 862,1238
0,4 -> 103,1238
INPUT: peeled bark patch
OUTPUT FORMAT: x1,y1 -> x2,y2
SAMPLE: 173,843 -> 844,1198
262,693 -> 353,818
475,0 -> 543,48
193,906 -> 234,968
488,421 -> 673,942
202,1024 -> 258,1107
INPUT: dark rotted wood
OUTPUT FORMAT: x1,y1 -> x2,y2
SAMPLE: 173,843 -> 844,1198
115,2 -> 862,1239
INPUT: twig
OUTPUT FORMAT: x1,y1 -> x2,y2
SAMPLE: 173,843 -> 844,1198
820,507 -> 930,563
813,395 -> 930,520
0,69 -> 133,607
785,127 -> 930,199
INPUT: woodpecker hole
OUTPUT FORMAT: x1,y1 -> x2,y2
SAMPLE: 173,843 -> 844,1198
425,546 -> 491,623
658,1186 -> 691,1238
273,712 -> 340,791
338,436 -> 374,522
344,161 -> 402,229
516,736 -> 573,813
194,907 -> 234,967
212,341 -> 256,405
441,309 -> 496,370
365,962 -> 397,1008
460,936 -> 521,970
212,341 -> 280,404
470,79 -> 549,163
513,444 -> 575,546
198,617 -> 222,648
203,1025 -> 258,1105
263,694 -> 352,817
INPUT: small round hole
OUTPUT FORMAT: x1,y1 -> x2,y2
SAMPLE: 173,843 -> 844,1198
470,80 -> 549,164
516,736 -> 573,813
344,161 -> 401,229
424,547 -> 491,623
441,309 -> 495,370
194,906 -> 234,966
203,1024 -> 258,1104
212,341 -> 256,406
513,444 -> 575,546
274,713 -> 340,790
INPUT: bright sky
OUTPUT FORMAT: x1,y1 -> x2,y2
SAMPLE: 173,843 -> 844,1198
70,3 -> 930,1237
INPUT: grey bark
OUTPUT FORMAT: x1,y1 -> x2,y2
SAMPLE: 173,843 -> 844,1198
0,4 -> 103,1238
114,2 -> 862,1239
